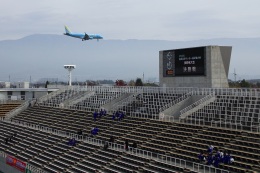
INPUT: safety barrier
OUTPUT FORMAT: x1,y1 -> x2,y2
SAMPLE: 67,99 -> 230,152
180,93 -> 215,115
5,100 -> 30,119
211,120 -> 260,133
1,119 -> 229,173
159,91 -> 193,113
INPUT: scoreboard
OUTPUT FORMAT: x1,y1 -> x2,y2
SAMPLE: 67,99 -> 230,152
163,47 -> 205,77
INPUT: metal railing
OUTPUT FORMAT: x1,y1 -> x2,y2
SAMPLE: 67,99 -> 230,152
4,100 -> 30,119
111,93 -> 137,113
1,119 -> 229,173
180,93 -> 215,115
159,91 -> 193,113
211,120 -> 260,133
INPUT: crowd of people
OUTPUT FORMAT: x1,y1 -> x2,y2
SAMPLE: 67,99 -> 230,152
93,109 -> 126,122
112,111 -> 125,121
198,145 -> 234,167
93,109 -> 107,121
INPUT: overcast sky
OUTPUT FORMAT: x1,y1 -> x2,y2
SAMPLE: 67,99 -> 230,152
0,0 -> 260,41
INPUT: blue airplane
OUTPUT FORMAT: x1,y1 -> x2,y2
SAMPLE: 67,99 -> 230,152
64,26 -> 103,41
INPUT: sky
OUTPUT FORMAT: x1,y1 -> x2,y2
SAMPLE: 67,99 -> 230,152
0,0 -> 260,41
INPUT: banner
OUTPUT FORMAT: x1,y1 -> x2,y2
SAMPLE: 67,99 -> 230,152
6,155 -> 26,172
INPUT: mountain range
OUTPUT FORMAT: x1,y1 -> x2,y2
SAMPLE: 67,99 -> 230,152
0,35 -> 260,82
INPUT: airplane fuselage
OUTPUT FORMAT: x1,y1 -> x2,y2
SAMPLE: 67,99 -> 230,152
64,32 -> 103,41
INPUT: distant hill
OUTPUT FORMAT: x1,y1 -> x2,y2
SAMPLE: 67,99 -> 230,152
0,35 -> 260,82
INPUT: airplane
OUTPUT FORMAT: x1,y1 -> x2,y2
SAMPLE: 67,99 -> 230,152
64,26 -> 103,41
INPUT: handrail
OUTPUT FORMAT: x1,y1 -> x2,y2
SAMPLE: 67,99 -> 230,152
110,93 -> 138,113
180,93 -> 215,115
1,118 -> 229,173
4,100 -> 30,119
46,85 -> 260,97
159,91 -> 193,113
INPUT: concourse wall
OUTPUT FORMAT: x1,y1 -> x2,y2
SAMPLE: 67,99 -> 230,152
159,45 -> 232,88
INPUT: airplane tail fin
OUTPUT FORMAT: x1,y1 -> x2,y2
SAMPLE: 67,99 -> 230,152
65,26 -> 71,34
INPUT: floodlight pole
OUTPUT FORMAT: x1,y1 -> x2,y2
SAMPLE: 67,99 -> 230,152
68,69 -> 72,86
64,65 -> 76,86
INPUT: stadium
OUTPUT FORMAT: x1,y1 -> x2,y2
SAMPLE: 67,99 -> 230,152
0,45 -> 259,173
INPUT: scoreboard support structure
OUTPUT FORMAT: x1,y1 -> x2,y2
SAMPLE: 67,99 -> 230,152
159,46 -> 232,88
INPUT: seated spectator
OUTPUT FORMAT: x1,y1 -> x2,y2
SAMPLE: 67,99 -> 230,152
207,145 -> 214,154
103,142 -> 109,150
215,150 -> 220,158
112,114 -> 116,121
115,111 -> 120,118
93,111 -> 98,121
229,156 -> 234,164
67,138 -> 77,146
206,154 -> 214,165
118,113 -> 122,121
91,127 -> 99,136
198,152 -> 204,163
99,110 -> 103,118
132,142 -> 137,148
121,112 -> 125,120
223,152 -> 229,164
219,151 -> 224,159
109,136 -> 115,143
103,109 -> 107,116
213,156 -> 220,167
226,153 -> 231,164
125,139 -> 129,151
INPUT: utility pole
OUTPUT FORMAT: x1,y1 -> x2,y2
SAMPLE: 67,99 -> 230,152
233,69 -> 237,83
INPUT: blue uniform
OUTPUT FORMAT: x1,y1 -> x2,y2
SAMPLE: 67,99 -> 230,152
93,112 -> 98,121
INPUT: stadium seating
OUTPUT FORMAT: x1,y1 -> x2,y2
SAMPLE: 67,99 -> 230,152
2,104 -> 258,173
0,101 -> 22,117
117,92 -> 182,117
1,86 -> 260,173
186,95 -> 260,130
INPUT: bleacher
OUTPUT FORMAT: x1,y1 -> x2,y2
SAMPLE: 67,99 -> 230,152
1,87 -> 260,173
117,92 -> 182,117
4,105 -> 259,173
41,89 -> 86,107
75,90 -> 123,112
0,119 -> 200,173
184,95 -> 260,130
0,101 -> 22,117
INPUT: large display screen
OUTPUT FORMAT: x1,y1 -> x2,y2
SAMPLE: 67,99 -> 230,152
163,47 -> 205,77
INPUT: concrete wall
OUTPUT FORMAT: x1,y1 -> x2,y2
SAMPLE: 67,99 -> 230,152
0,89 -> 55,100
162,95 -> 204,117
0,93 -> 7,99
102,93 -> 134,112
159,46 -> 232,88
